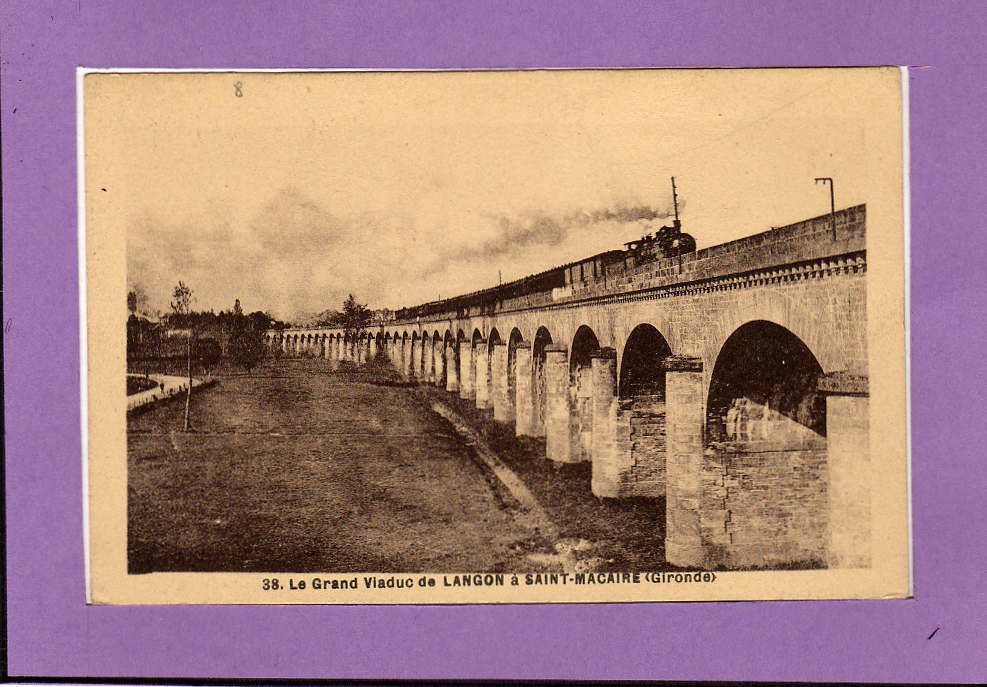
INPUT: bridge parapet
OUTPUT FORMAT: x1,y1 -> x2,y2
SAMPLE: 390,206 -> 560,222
562,204 -> 865,303
370,205 -> 867,325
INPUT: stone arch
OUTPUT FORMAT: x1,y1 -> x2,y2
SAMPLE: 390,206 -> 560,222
375,331 -> 384,361
618,324 -> 672,399
601,323 -> 675,496
420,331 -> 431,379
433,330 -> 448,387
410,331 -> 420,376
455,329 -> 467,393
427,331 -> 440,384
706,320 -> 826,444
569,325 -> 601,462
702,292 -> 843,386
704,320 -> 830,567
487,327 -> 502,394
470,329 -> 484,400
531,326 -> 553,436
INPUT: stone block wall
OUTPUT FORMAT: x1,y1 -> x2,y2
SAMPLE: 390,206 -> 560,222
568,365 -> 593,462
609,395 -> 666,497
701,440 -> 828,568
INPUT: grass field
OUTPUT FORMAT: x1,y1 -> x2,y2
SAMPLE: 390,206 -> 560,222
128,357 -> 668,573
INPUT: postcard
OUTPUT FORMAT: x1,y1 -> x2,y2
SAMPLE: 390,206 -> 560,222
84,67 -> 909,603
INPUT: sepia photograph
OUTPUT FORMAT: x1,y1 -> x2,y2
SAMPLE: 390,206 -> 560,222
84,67 -> 909,603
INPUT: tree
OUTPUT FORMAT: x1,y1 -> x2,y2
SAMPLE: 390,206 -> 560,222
127,283 -> 148,316
229,329 -> 266,373
225,298 -> 267,373
170,281 -> 194,317
171,281 -> 195,431
248,310 -> 275,332
340,293 -> 373,340
194,338 -> 222,374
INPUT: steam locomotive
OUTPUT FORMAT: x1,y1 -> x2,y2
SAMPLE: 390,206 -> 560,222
394,218 -> 697,321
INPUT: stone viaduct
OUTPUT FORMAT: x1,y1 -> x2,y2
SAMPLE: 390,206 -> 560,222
267,205 -> 870,571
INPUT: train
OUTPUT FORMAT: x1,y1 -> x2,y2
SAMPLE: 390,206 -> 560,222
393,218 -> 697,321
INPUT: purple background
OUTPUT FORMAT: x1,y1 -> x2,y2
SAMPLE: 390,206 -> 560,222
3,0 -> 985,681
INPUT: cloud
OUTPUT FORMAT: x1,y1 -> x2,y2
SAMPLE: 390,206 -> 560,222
128,187 -> 683,322
422,200 -> 683,274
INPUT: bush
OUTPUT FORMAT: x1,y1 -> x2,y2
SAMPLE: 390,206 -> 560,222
193,338 -> 222,374
228,330 -> 266,373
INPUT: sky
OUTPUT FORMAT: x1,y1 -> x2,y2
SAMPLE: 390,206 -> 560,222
87,68 -> 901,322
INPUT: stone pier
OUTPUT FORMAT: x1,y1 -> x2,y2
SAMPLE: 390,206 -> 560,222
589,348 -> 620,497
459,342 -> 474,400
491,342 -> 510,423
474,342 -> 490,409
514,343 -> 534,436
820,372 -> 871,568
662,356 -> 706,568
445,341 -> 459,393
545,344 -> 574,462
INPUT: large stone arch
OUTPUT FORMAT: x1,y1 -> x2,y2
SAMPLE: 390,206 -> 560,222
702,319 -> 830,568
593,322 -> 676,498
618,323 -> 673,399
706,320 -> 826,444
701,292 -> 842,392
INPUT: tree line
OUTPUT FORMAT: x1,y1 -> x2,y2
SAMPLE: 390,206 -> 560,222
127,282 -> 286,374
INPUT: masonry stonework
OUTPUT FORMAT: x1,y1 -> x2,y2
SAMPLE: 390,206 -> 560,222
663,357 -> 706,568
491,343 -> 510,423
268,205 -> 874,571
514,343 -> 535,436
474,342 -> 490,409
545,344 -> 574,463
459,342 -> 474,399
589,348 -> 620,497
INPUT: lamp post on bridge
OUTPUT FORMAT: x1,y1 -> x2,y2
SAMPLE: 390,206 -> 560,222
814,177 -> 837,240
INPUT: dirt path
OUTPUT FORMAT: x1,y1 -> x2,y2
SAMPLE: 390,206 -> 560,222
128,359 -> 548,573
